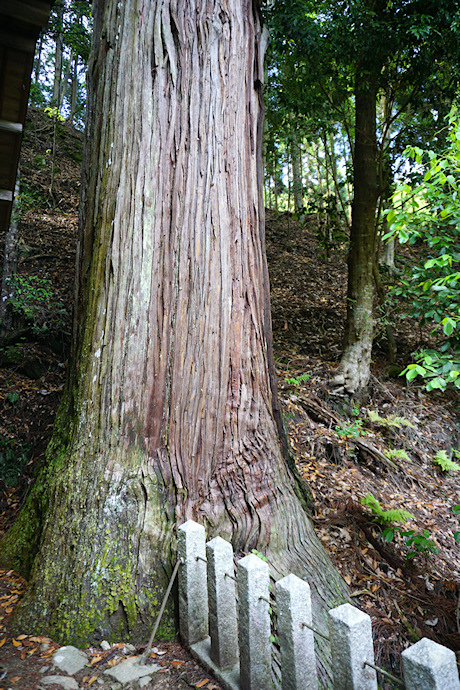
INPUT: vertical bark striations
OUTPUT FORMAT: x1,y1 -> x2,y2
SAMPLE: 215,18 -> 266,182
2,1 -> 348,683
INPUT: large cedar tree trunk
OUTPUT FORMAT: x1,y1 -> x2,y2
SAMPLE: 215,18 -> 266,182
334,70 -> 378,393
1,0 -> 348,681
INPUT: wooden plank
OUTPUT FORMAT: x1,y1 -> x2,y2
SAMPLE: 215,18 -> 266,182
1,0 -> 51,28
0,31 -> 36,54
0,120 -> 23,133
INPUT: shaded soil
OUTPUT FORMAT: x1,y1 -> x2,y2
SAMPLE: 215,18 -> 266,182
0,108 -> 459,687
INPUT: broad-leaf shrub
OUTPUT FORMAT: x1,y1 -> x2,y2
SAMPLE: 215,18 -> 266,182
386,107 -> 460,391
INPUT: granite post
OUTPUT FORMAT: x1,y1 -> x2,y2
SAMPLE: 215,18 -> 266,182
276,574 -> 318,689
237,553 -> 271,690
177,520 -> 209,646
206,536 -> 239,669
402,637 -> 460,690
328,603 -> 377,689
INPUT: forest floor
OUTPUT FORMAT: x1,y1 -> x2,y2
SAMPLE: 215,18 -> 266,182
0,108 -> 459,689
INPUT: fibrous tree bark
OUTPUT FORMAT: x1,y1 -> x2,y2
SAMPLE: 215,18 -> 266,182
333,69 -> 378,393
1,0 -> 348,682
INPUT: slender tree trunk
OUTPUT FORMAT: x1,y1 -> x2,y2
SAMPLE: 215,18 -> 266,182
273,151 -> 279,212
341,130 -> 353,225
380,236 -> 394,268
0,172 -> 20,342
52,32 -> 63,106
291,124 -> 303,213
34,34 -> 43,84
315,142 -> 323,228
69,57 -> 78,124
60,55 -> 73,112
1,0 -> 348,681
378,92 -> 395,271
333,70 -> 378,394
325,131 -> 349,229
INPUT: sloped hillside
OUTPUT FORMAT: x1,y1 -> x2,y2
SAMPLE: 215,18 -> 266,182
0,109 -> 459,686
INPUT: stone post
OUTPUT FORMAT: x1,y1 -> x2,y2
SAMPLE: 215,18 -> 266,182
206,536 -> 239,669
328,603 -> 377,689
237,553 -> 271,690
402,637 -> 460,690
276,574 -> 318,689
177,520 -> 209,646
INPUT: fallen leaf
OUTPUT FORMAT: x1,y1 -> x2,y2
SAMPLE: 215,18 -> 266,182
170,660 -> 185,669
88,676 -> 98,685
29,636 -> 51,643
196,679 -> 209,688
10,677 -> 20,683
12,639 -> 22,647
0,639 -> 6,647
16,635 -> 27,640
89,655 -> 102,665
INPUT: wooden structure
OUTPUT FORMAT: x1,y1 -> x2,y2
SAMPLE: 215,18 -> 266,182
0,0 -> 54,235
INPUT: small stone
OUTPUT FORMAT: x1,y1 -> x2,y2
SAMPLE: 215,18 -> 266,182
52,645 -> 88,675
101,641 -> 111,651
104,657 -> 160,684
138,678 -> 151,688
123,643 -> 136,654
110,684 -> 123,690
42,675 -> 79,690
39,665 -> 50,673
41,642 -> 50,652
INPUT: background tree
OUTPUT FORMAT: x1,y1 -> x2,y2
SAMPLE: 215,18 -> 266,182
267,0 -> 460,393
0,0 -> 348,682
30,0 -> 92,127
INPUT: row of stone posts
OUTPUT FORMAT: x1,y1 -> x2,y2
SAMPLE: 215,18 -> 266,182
176,520 -> 460,690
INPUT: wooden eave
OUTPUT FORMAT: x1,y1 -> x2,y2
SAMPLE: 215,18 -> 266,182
0,0 -> 54,235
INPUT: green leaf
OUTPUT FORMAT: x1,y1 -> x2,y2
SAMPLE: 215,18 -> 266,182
442,317 -> 456,336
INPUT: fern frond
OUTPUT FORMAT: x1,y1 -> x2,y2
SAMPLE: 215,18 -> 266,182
388,416 -> 416,429
360,493 -> 414,524
383,508 -> 415,523
433,450 -> 460,472
384,449 -> 410,461
367,410 -> 415,429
